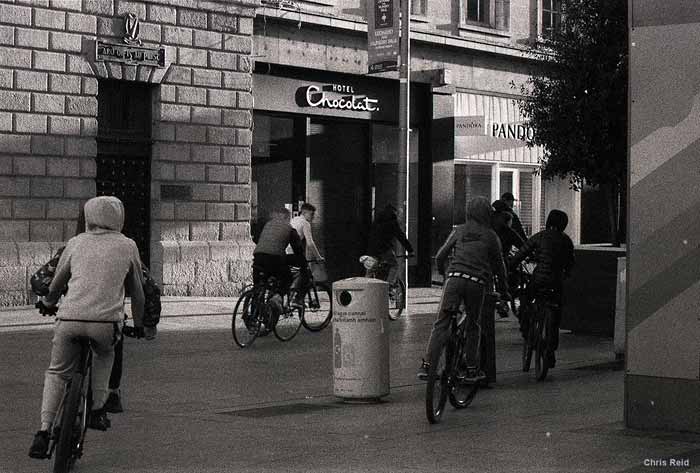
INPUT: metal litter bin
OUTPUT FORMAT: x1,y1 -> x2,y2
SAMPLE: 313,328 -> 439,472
332,277 -> 390,401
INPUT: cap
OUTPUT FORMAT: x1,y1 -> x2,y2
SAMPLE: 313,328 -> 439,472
492,200 -> 509,212
501,192 -> 516,202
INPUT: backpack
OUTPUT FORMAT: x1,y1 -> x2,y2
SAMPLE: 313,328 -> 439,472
30,247 -> 67,297
141,266 -> 162,328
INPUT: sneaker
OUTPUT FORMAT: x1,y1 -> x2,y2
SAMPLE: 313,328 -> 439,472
456,366 -> 486,383
268,294 -> 284,313
28,430 -> 49,459
416,359 -> 430,381
104,392 -> 124,414
88,408 -> 111,431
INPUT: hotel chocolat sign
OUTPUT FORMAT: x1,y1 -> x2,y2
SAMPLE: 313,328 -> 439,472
297,84 -> 380,112
95,13 -> 166,68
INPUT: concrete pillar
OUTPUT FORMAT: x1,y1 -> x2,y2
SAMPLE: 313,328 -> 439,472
626,0 -> 700,432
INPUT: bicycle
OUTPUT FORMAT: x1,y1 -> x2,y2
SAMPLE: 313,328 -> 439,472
299,260 -> 333,332
232,268 -> 304,348
425,291 -> 500,424
359,253 -> 409,320
521,287 -> 558,381
35,301 -> 140,473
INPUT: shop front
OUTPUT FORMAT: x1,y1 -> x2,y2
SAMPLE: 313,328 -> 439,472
430,90 -> 579,281
252,65 -> 431,284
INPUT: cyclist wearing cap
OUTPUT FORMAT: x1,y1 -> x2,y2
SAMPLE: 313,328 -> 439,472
496,192 -> 527,242
418,196 -> 510,382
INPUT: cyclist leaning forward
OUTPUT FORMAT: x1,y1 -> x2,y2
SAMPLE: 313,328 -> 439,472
29,196 -> 145,459
508,209 -> 574,369
417,196 -> 510,381
253,207 -> 310,310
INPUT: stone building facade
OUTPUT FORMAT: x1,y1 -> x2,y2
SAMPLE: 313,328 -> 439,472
0,0 -> 258,305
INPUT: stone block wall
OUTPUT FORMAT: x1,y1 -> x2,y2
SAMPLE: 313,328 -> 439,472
0,0 -> 258,306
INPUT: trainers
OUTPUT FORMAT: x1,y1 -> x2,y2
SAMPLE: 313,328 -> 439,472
268,294 -> 284,313
88,408 -> 111,431
28,430 -> 50,459
104,392 -> 124,414
416,359 -> 430,381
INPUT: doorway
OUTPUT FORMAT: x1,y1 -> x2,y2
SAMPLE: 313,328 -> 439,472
96,80 -> 153,265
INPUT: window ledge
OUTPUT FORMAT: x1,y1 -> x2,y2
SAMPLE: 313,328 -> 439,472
458,22 -> 510,38
410,14 -> 430,23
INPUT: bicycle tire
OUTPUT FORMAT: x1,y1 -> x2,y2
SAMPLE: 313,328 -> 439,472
535,307 -> 550,382
232,288 -> 260,348
426,342 -> 449,424
388,278 -> 405,320
301,282 -> 333,331
449,343 -> 480,409
53,373 -> 83,473
273,302 -> 303,341
522,315 -> 534,372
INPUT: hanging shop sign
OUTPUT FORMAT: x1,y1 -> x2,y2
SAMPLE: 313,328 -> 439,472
298,84 -> 381,112
455,116 -> 485,136
367,0 -> 400,73
95,13 -> 166,68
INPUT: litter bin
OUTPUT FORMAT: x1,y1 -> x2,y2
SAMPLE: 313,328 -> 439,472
481,292 -> 498,384
332,277 -> 390,401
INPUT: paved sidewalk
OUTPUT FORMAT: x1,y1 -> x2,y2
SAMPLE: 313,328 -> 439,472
0,286 -> 443,331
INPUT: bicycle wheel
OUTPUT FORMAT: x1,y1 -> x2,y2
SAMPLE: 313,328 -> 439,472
273,299 -> 303,342
388,278 -> 405,320
53,373 -> 83,473
232,288 -> 260,348
301,282 -> 332,331
535,307 -> 550,382
426,341 -> 450,424
449,345 -> 480,409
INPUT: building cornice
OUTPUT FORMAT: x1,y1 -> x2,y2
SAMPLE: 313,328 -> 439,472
149,0 -> 261,17
256,7 -> 538,61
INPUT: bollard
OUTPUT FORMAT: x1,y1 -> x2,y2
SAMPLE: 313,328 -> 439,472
332,277 -> 390,401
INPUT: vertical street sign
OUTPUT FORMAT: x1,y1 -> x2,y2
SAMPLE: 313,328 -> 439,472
367,0 -> 400,73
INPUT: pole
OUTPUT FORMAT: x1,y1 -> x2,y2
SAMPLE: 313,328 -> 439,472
398,0 -> 410,306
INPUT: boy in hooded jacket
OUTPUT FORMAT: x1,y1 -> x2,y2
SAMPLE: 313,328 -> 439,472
508,209 -> 574,368
418,197 -> 510,381
29,196 -> 145,459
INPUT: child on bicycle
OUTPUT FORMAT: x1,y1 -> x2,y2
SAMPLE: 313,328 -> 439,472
508,209 -> 574,369
418,197 -> 510,381
362,204 -> 414,284
29,196 -> 145,459
253,207 -> 309,309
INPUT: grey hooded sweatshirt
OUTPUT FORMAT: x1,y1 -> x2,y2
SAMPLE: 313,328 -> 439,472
435,197 -> 508,291
49,196 -> 143,323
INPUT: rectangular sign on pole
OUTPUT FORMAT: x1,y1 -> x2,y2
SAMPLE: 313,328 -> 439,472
367,0 -> 400,74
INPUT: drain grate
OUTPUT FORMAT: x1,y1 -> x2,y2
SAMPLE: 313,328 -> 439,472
573,360 -> 624,371
220,402 -> 344,418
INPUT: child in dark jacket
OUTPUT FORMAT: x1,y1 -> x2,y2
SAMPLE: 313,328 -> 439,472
508,209 -> 575,368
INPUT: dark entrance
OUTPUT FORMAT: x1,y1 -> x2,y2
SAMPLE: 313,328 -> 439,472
96,80 -> 152,265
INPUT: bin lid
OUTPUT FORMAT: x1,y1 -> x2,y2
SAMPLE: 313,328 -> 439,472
332,277 -> 388,290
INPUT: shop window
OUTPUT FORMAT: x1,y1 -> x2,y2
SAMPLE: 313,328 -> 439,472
462,0 -> 489,25
541,0 -> 562,39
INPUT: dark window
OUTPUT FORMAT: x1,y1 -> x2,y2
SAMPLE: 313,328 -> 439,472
541,0 -> 562,39
411,0 -> 427,16
464,0 -> 488,24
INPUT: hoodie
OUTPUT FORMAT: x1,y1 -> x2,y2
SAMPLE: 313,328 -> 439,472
435,197 -> 508,291
50,196 -> 143,322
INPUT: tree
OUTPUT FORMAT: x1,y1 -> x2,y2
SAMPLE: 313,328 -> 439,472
515,0 -> 628,245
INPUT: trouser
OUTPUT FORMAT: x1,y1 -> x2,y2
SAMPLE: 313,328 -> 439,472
253,253 -> 309,297
423,277 -> 486,367
41,319 -> 122,426
109,337 -> 123,390
521,282 -> 563,352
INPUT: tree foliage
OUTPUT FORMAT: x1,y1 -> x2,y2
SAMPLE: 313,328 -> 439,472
516,0 -> 628,241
